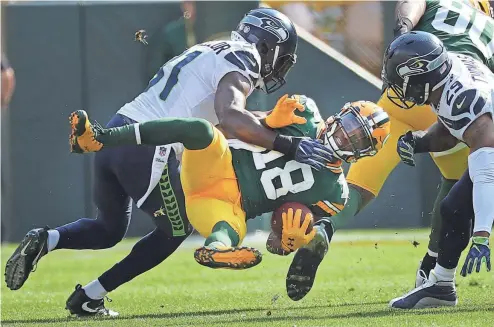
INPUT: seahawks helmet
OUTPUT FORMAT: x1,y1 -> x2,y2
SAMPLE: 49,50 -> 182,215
382,31 -> 452,109
232,8 -> 298,94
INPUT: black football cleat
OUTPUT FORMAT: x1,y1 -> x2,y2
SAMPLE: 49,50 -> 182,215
66,284 -> 118,317
286,223 -> 330,301
5,227 -> 49,290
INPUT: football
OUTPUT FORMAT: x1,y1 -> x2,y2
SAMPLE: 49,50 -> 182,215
271,202 -> 314,237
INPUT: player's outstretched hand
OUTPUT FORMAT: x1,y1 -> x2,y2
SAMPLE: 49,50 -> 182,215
265,94 -> 306,129
293,137 -> 335,170
397,131 -> 416,166
281,208 -> 316,253
461,236 -> 491,277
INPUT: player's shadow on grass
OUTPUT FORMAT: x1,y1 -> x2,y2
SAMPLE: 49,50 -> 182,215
1,301 -> 384,324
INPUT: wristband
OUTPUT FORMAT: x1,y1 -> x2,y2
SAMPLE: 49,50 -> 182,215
273,134 -> 294,155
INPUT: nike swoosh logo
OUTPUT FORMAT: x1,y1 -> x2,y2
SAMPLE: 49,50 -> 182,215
456,97 -> 466,109
32,243 -> 45,266
20,240 -> 32,256
81,301 -> 99,313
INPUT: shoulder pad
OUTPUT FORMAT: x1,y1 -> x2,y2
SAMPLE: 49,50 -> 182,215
291,95 -> 323,122
447,87 -> 487,117
206,41 -> 261,85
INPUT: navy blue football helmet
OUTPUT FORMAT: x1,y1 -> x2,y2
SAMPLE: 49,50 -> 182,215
382,31 -> 452,109
232,8 -> 298,94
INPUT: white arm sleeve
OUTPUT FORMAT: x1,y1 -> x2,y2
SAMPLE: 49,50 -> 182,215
468,147 -> 494,234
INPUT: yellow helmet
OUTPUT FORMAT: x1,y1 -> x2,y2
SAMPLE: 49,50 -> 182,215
469,0 -> 494,18
323,101 -> 391,163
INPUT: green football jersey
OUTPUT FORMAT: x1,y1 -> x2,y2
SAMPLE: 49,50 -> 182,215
415,0 -> 494,71
229,96 -> 348,219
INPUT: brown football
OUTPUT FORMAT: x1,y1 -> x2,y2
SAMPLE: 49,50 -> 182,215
271,202 -> 314,237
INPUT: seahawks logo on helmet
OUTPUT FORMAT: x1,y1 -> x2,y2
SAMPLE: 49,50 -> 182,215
396,47 -> 447,78
242,13 -> 289,43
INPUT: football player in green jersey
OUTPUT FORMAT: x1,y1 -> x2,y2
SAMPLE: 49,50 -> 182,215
69,96 -> 391,270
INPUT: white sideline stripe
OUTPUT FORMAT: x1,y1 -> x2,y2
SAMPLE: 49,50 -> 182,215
260,1 -> 383,91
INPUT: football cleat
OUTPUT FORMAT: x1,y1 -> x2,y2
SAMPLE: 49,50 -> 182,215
194,245 -> 262,270
415,260 -> 428,288
389,270 -> 458,309
66,284 -> 119,317
5,227 -> 49,290
69,110 -> 103,153
286,224 -> 329,301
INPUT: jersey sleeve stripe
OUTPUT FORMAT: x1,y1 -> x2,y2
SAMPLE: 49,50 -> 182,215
316,201 -> 338,216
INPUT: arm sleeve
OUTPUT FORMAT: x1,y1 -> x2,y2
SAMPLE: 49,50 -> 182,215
468,148 -> 494,234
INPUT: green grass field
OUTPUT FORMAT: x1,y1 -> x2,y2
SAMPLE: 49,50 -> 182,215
1,229 -> 493,327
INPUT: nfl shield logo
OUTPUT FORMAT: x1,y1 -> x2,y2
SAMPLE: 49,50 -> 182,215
159,146 -> 167,156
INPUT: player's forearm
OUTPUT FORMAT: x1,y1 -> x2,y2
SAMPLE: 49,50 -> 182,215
98,117 -> 214,150
218,108 -> 278,149
394,0 -> 426,36
469,148 -> 494,235
413,122 -> 459,153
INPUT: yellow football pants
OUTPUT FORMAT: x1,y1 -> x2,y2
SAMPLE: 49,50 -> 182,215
346,90 -> 469,196
180,126 -> 247,242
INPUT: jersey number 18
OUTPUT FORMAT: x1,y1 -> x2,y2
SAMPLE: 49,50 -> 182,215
253,150 -> 315,200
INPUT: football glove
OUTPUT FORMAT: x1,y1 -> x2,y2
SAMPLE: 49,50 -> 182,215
281,208 -> 316,253
461,236 -> 491,277
397,131 -> 416,166
293,137 -> 335,171
265,94 -> 306,129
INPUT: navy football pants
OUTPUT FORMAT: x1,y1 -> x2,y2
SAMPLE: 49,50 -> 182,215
438,170 -> 474,270
54,114 -> 190,291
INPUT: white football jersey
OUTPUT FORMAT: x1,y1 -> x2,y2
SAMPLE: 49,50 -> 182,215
119,40 -> 261,208
118,40 -> 261,124
435,53 -> 494,141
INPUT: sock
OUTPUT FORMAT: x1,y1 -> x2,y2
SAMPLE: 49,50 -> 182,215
315,218 -> 335,243
97,118 -> 214,150
329,186 -> 362,230
83,279 -> 108,300
420,252 -> 438,276
432,263 -> 456,281
205,221 -> 240,247
47,230 -> 60,252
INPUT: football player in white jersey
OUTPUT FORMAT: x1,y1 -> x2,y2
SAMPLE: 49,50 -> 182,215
382,31 -> 494,309
5,8 -> 334,317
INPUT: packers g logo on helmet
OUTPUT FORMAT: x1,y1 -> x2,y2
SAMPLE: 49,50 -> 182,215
323,101 -> 391,163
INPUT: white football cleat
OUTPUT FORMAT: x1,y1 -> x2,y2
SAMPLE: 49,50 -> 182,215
390,270 -> 458,309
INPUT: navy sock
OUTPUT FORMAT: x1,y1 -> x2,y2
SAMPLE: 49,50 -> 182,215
98,228 -> 186,292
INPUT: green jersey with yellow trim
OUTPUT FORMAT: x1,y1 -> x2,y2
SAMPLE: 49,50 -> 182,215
415,0 -> 494,71
229,95 -> 349,219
